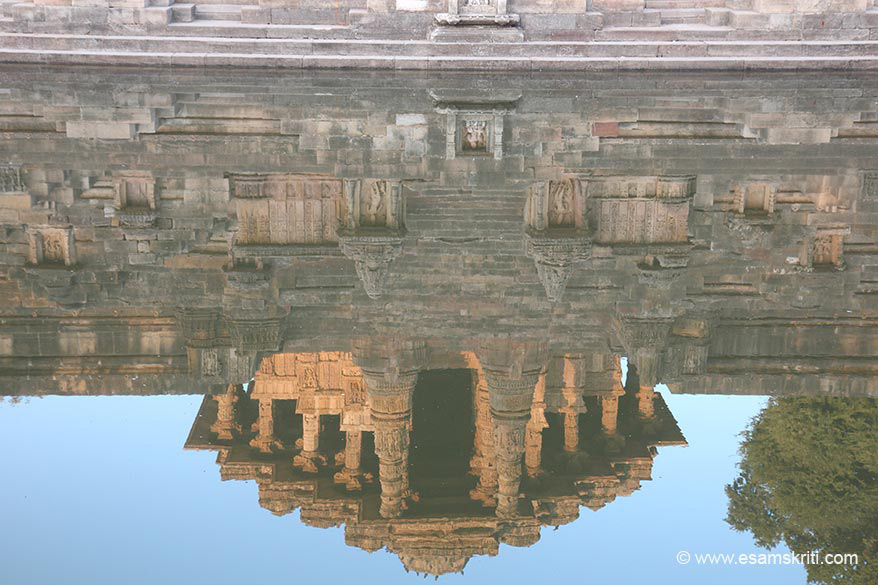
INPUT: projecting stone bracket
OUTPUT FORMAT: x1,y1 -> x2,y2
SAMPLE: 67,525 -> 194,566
434,13 -> 520,26
525,235 -> 592,303
339,233 -> 404,300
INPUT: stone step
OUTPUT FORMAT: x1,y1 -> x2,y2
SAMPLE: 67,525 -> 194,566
656,8 -> 707,25
194,4 -> 242,21
167,21 -> 354,39
4,33 -> 878,70
645,0 -> 724,7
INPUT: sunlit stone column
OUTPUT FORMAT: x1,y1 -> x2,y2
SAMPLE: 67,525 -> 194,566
249,397 -> 279,453
334,430 -> 364,490
637,387 -> 656,419
210,384 -> 242,440
563,410 -> 579,452
469,370 -> 498,505
293,413 -> 323,473
601,395 -> 620,434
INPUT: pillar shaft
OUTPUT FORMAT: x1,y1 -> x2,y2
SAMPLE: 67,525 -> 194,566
211,384 -> 241,440
601,395 -> 619,434
302,413 -> 320,454
365,373 -> 416,518
563,410 -> 579,452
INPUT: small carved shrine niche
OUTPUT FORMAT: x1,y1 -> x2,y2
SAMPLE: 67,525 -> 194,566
113,172 -> 156,210
340,179 -> 404,232
27,226 -> 76,266
228,173 -> 342,246
802,226 -> 849,270
862,171 -> 878,200
525,178 -> 585,232
734,182 -> 776,215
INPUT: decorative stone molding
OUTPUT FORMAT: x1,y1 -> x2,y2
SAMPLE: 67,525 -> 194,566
227,313 -> 286,352
26,225 -> 76,266
433,0 -> 522,41
176,307 -> 225,348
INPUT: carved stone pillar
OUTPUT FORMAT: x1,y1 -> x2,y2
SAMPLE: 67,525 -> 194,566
249,397 -> 280,453
366,373 -> 416,518
333,430 -> 364,491
563,411 -> 580,453
601,395 -> 620,435
524,421 -> 544,477
469,370 -> 497,505
637,387 -> 656,419
210,384 -> 242,440
293,413 -> 323,473
479,339 -> 546,518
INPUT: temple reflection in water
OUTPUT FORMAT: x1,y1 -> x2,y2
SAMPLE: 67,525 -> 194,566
184,351 -> 684,575
1,66 -> 878,579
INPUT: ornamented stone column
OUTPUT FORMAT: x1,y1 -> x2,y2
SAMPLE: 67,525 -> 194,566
355,339 -> 425,518
293,413 -> 326,473
365,371 -> 416,518
478,339 -> 547,518
211,384 -> 243,440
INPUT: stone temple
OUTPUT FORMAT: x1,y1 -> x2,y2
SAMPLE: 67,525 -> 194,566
4,0 -> 878,69
2,66 -> 878,575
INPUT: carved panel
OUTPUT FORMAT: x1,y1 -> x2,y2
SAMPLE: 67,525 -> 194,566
340,179 -> 404,231
863,172 -> 878,199
525,178 -> 585,232
27,226 -> 76,266
0,166 -> 24,193
231,174 -> 342,245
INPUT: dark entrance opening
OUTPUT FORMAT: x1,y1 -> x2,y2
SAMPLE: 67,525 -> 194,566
408,369 -> 477,515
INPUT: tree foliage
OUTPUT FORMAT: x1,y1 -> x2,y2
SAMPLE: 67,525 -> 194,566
726,397 -> 878,584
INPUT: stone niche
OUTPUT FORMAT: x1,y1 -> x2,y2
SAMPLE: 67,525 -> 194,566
801,225 -> 850,271
26,225 -> 76,267
524,177 -> 591,302
113,171 -> 157,227
433,93 -> 519,161
432,0 -> 523,43
733,182 -> 777,216
228,173 -> 342,248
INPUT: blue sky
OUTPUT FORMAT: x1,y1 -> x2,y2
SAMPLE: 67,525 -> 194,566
0,388 -> 806,585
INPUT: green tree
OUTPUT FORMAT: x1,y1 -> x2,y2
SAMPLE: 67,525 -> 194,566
726,397 -> 878,584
